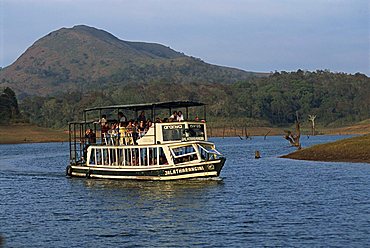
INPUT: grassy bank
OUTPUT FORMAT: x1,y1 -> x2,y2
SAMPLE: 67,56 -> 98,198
0,124 -> 69,144
281,134 -> 370,163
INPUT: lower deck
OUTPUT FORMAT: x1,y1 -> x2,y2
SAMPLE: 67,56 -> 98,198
68,141 -> 225,180
68,158 -> 225,180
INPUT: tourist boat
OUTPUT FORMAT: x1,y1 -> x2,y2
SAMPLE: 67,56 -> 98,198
66,101 -> 226,180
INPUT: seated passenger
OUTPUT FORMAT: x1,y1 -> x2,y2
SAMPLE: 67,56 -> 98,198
177,111 -> 184,121
169,111 -> 178,122
155,117 -> 162,123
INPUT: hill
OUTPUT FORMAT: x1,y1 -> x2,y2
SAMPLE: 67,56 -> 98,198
281,134 -> 370,163
0,25 -> 263,97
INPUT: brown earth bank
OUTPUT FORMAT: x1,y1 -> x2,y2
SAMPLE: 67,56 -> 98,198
281,134 -> 370,163
0,124 -> 69,144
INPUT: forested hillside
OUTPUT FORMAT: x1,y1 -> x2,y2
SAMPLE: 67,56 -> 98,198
19,70 -> 370,128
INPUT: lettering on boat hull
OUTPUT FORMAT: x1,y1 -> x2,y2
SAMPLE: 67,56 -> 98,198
68,158 -> 225,181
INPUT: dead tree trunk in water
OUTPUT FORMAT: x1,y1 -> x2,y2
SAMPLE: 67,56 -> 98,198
308,114 -> 317,136
264,130 -> 271,140
284,112 -> 301,149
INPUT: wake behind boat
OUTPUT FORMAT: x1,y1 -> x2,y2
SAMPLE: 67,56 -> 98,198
66,101 -> 226,180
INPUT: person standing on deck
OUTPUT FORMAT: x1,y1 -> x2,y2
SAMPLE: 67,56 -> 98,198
118,112 -> 127,122
137,111 -> 146,123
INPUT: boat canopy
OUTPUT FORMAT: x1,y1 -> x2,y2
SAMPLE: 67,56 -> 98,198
83,101 -> 205,113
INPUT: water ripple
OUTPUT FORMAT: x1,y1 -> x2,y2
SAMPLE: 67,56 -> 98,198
0,137 -> 369,247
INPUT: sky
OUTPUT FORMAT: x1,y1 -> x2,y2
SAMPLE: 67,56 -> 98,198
0,0 -> 369,75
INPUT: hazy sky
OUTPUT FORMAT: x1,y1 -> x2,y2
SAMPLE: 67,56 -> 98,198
1,0 -> 369,75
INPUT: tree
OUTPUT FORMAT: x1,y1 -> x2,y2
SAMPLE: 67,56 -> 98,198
308,115 -> 317,135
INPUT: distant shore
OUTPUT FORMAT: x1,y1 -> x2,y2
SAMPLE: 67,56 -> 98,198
1,123 -> 370,146
0,124 -> 69,144
281,134 -> 370,163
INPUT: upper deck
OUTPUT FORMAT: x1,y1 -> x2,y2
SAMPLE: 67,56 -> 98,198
68,101 -> 208,163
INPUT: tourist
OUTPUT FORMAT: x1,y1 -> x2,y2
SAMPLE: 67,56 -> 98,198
146,119 -> 153,131
119,122 -> 127,145
100,114 -> 109,134
137,111 -> 146,123
155,117 -> 162,123
83,129 -> 96,160
118,112 -> 127,122
138,120 -> 146,138
177,111 -> 184,121
126,120 -> 136,145
169,111 -> 178,122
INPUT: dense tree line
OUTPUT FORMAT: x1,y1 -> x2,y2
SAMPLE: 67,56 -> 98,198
0,87 -> 22,124
18,70 -> 370,128
232,70 -> 370,126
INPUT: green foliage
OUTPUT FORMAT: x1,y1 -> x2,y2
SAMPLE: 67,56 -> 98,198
18,70 -> 370,129
0,87 -> 22,124
232,70 -> 370,126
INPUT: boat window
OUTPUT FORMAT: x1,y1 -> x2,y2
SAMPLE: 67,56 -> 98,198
183,124 -> 205,141
159,147 -> 168,165
171,145 -> 196,157
124,148 -> 131,166
108,148 -> 118,166
130,148 -> 139,166
148,147 -> 157,166
95,149 -> 103,165
89,148 -> 96,165
198,144 -> 222,161
162,124 -> 184,141
170,145 -> 198,164
139,148 -> 147,166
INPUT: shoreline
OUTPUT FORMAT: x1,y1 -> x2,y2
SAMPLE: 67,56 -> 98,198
281,134 -> 370,164
0,124 -> 69,145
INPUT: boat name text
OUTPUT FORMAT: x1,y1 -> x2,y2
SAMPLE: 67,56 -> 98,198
163,125 -> 184,130
164,166 -> 204,176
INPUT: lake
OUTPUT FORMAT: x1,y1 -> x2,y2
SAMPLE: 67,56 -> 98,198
0,136 -> 369,247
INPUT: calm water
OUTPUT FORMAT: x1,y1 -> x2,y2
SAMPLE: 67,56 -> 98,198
0,136 -> 369,247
